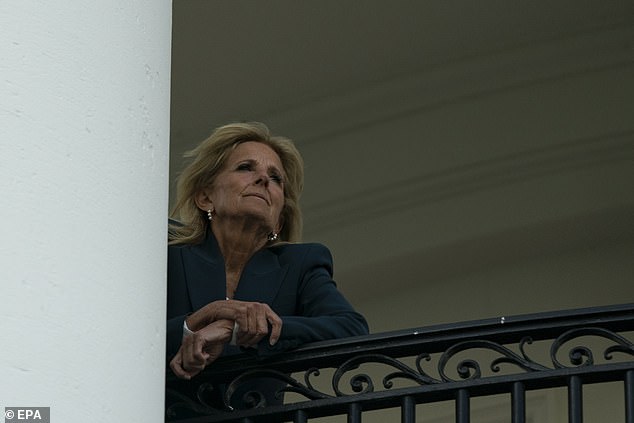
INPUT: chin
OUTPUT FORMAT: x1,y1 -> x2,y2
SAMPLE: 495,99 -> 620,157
236,209 -> 277,229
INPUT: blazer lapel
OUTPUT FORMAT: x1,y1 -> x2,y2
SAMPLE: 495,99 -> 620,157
184,232 -> 288,310
234,247 -> 288,306
184,232 -> 227,311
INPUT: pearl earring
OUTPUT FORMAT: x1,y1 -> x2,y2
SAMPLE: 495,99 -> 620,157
207,209 -> 213,222
268,232 -> 279,242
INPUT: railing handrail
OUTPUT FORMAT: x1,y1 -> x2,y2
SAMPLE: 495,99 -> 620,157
166,303 -> 634,422
167,302 -> 634,383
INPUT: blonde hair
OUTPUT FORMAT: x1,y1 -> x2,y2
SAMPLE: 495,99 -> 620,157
169,122 -> 304,245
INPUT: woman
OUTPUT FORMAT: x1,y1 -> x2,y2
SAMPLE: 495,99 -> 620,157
167,122 -> 369,381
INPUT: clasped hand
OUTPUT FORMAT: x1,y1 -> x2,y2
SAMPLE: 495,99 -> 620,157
170,299 -> 282,379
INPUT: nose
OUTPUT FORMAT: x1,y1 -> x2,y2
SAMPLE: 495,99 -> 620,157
254,173 -> 269,186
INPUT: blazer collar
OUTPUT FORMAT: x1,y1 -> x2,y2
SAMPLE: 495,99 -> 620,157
186,231 -> 288,310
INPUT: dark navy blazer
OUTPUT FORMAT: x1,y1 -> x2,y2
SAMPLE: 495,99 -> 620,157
166,231 -> 369,360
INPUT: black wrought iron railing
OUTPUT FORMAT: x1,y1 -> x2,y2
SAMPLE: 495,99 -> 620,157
166,303 -> 634,423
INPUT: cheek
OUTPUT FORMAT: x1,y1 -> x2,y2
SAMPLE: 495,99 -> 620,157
274,188 -> 285,207
268,192 -> 283,214
214,178 -> 241,202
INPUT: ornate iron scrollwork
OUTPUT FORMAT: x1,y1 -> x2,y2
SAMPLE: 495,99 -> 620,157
332,353 -> 439,395
225,327 -> 633,411
438,337 -> 550,382
551,327 -> 634,368
224,368 -> 334,409
165,383 -> 225,419
166,325 -> 634,419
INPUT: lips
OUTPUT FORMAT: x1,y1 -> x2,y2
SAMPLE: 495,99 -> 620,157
243,192 -> 269,205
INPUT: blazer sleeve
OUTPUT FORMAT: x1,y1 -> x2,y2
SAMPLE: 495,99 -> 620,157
257,243 -> 369,355
165,245 -> 191,360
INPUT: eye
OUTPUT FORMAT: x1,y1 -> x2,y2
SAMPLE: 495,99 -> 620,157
236,162 -> 252,171
270,172 -> 283,184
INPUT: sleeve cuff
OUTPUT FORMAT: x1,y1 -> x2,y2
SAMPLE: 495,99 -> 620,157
182,319 -> 195,339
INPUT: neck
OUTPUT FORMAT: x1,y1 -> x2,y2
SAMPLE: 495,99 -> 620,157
211,220 -> 270,273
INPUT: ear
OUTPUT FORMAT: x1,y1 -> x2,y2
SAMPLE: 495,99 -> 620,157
194,189 -> 214,212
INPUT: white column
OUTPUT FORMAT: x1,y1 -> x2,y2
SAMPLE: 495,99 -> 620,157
0,1 -> 171,422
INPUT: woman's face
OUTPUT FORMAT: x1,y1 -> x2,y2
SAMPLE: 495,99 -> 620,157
204,141 -> 285,232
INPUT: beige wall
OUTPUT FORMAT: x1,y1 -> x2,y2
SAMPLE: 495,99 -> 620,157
169,5 -> 634,420
362,242 -> 634,334
300,28 -> 634,423
310,41 -> 634,334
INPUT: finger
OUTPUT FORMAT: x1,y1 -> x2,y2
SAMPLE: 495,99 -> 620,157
216,300 -> 247,319
254,306 -> 271,344
199,320 -> 234,365
181,335 -> 196,367
268,313 -> 282,345
237,303 -> 274,347
216,302 -> 249,335
257,304 -> 271,333
192,334 -> 211,363
170,351 -> 192,380
255,303 -> 282,346
237,303 -> 268,347
182,334 -> 208,372
247,303 -> 259,336
189,299 -> 243,331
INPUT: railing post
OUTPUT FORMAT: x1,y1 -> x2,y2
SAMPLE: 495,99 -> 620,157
294,409 -> 308,423
626,370 -> 634,423
401,395 -> 415,423
568,376 -> 583,423
456,389 -> 470,423
349,402 -> 362,423
512,382 -> 526,423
